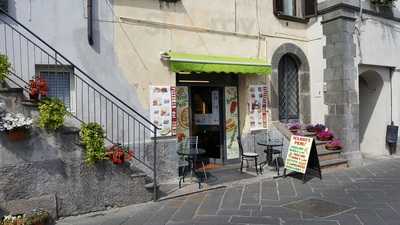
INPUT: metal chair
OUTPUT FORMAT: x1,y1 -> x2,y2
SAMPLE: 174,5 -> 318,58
237,136 -> 260,174
270,137 -> 284,175
188,136 -> 208,181
179,137 -> 207,187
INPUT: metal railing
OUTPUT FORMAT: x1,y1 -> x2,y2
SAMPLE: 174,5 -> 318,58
0,9 -> 159,200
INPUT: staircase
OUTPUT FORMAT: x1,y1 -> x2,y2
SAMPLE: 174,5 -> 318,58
274,122 -> 349,173
0,10 -> 159,200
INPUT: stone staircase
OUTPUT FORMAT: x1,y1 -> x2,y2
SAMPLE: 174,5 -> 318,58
274,122 -> 349,173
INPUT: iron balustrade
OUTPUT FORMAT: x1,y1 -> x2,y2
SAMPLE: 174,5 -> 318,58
0,9 -> 159,200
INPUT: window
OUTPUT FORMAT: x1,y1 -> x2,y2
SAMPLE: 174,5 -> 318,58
35,65 -> 75,111
0,0 -> 8,12
273,0 -> 317,22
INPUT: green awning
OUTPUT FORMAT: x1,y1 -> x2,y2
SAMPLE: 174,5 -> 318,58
164,52 -> 272,75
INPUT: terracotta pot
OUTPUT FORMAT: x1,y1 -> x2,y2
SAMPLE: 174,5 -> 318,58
317,137 -> 333,142
289,129 -> 299,134
7,129 -> 27,141
325,144 -> 342,150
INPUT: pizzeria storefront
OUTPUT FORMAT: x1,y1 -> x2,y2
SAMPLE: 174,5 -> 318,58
152,52 -> 271,166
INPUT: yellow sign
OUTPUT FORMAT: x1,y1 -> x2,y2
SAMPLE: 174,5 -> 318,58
284,135 -> 314,174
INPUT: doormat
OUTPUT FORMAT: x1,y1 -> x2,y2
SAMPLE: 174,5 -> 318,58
283,198 -> 353,218
195,163 -> 223,171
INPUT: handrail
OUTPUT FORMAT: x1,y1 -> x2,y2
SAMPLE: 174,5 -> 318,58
0,8 -> 158,129
0,8 -> 160,201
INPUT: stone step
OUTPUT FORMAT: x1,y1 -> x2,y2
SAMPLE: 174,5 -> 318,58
320,158 -> 349,173
318,150 -> 342,162
0,87 -> 24,93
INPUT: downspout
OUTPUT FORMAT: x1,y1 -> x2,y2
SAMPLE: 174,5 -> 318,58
88,0 -> 94,46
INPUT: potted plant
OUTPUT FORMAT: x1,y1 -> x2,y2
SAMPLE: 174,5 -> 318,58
0,113 -> 33,141
38,98 -> 68,131
80,122 -> 107,165
0,54 -> 11,88
371,0 -> 397,6
325,139 -> 343,150
28,76 -> 48,101
288,122 -> 301,133
313,124 -> 326,133
305,124 -> 315,133
1,214 -> 25,225
316,130 -> 334,141
106,144 -> 134,165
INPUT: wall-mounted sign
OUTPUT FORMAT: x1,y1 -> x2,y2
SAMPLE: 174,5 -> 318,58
248,85 -> 268,130
194,90 -> 220,125
149,86 -> 174,136
176,86 -> 190,147
225,86 -> 239,160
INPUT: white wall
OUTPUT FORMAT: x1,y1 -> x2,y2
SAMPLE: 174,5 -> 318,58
359,66 -> 391,157
6,0 -> 146,116
306,16 -> 327,124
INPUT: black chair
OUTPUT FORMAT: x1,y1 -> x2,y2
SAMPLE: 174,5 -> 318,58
237,136 -> 260,174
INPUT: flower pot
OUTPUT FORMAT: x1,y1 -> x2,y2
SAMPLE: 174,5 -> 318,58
317,137 -> 333,142
325,145 -> 341,151
289,129 -> 299,134
6,129 -> 27,141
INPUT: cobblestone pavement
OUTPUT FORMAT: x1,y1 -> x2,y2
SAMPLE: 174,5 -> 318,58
57,158 -> 400,225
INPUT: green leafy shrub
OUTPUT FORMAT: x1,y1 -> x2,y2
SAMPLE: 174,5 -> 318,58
80,122 -> 106,165
371,0 -> 397,6
38,98 -> 68,131
1,211 -> 49,225
0,54 -> 11,82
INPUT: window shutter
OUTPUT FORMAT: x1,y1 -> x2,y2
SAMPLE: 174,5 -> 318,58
273,0 -> 284,16
304,0 -> 317,18
0,0 -> 8,12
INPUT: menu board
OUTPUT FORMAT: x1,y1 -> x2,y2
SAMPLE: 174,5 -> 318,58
284,135 -> 313,174
194,90 -> 220,125
176,86 -> 190,149
225,87 -> 239,160
248,85 -> 268,130
150,86 -> 173,137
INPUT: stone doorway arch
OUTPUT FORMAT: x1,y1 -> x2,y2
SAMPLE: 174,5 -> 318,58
359,67 -> 390,157
270,43 -> 311,124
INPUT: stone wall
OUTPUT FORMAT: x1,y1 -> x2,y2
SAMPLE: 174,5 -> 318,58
0,125 -> 153,217
320,3 -> 362,165
0,90 -> 153,218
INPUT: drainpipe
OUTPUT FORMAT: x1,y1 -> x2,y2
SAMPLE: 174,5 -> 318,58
386,67 -> 398,155
87,0 -> 94,46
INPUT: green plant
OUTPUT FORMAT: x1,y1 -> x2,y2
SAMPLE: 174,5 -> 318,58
25,211 -> 49,225
0,54 -> 11,82
371,0 -> 397,6
80,122 -> 106,165
1,211 -> 50,225
38,98 -> 68,131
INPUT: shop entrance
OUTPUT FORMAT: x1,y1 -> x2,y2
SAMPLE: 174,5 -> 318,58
176,73 -> 240,165
190,86 -> 224,160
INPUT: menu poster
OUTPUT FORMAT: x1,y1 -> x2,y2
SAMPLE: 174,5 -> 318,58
176,86 -> 190,152
225,87 -> 239,160
284,135 -> 313,174
150,86 -> 173,137
194,90 -> 220,125
248,85 -> 268,130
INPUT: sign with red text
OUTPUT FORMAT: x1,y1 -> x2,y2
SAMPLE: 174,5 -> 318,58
285,135 -> 314,174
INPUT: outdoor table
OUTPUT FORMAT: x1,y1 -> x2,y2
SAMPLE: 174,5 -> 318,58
258,140 -> 284,167
177,148 -> 206,189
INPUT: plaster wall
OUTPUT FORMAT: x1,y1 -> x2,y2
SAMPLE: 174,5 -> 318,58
6,0 -> 146,116
359,66 -> 391,157
113,0 -> 314,118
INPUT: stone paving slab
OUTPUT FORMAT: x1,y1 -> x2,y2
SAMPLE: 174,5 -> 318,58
56,158 -> 400,225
